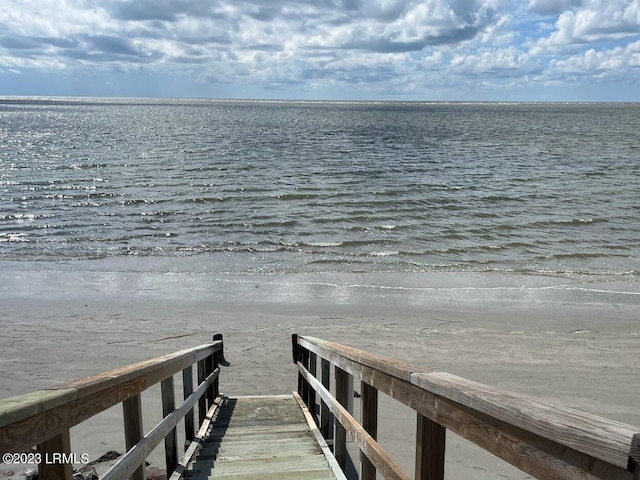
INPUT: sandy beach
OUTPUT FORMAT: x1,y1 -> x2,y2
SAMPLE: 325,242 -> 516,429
1,265 -> 639,479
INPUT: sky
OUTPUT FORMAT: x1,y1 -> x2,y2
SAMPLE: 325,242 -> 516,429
1,0 -> 639,101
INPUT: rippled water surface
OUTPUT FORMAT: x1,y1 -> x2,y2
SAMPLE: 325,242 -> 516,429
1,98 -> 639,276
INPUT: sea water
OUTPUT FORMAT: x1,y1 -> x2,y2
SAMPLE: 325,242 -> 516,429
1,98 -> 639,294
3,99 -> 639,480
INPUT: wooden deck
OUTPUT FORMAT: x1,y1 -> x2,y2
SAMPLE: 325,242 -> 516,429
1,334 -> 638,480
176,394 -> 345,480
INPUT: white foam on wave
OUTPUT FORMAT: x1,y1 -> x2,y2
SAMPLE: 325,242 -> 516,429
307,242 -> 343,247
0,232 -> 30,242
557,286 -> 640,296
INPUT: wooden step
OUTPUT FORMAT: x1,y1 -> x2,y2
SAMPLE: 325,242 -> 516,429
179,394 -> 343,480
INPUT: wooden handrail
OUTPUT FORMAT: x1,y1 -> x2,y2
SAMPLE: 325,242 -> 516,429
293,334 -> 640,480
0,336 -> 224,480
102,369 -> 219,480
297,361 -> 410,480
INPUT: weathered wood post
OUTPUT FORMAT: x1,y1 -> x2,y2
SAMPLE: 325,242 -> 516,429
301,348 -> 310,408
292,334 -> 312,410
197,358 -> 206,425
320,357 -> 332,439
632,436 -> 640,480
205,345 -> 214,408
212,343 -> 219,400
161,376 -> 178,476
213,332 -> 225,361
123,394 -> 146,480
334,366 -> 350,469
37,429 -> 73,480
182,366 -> 194,447
308,352 -> 318,424
361,381 -> 378,480
292,335 -> 299,382
415,413 -> 445,480
213,333 -> 224,398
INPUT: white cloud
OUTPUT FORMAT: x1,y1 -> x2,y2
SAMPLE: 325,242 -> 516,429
527,0 -> 584,16
549,39 -> 640,74
1,1 -> 115,38
451,46 -> 531,74
531,0 -> 640,54
0,0 -> 639,99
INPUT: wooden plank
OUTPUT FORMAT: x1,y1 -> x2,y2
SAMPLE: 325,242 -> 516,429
320,358 -> 331,440
308,352 -> 318,424
204,353 -> 214,408
298,362 -> 411,480
408,374 -> 633,479
169,398 -> 222,480
334,366 -> 349,470
0,389 -> 78,429
415,412 -> 445,480
421,394 -> 619,480
293,392 -> 347,480
298,335 -> 637,479
185,394 -> 341,480
297,335 -> 432,382
102,369 -> 218,480
183,366 -> 194,444
123,393 -> 146,480
223,394 -> 293,400
206,432 -> 319,448
212,334 -> 223,399
162,376 -> 178,477
214,342 -> 222,402
190,471 -> 335,480
303,347 -> 632,480
207,424 -> 311,441
301,348 -> 311,409
1,342 -> 222,453
197,359 -> 206,426
213,333 -> 225,357
410,372 -> 638,472
210,443 -> 325,460
37,429 -> 72,480
631,433 -> 640,463
191,470 -> 335,479
56,343 -> 220,399
292,334 -> 301,363
631,433 -> 639,476
200,455 -> 330,475
361,381 -> 378,480
201,446 -> 322,463
294,334 -> 306,403
1,375 -> 145,454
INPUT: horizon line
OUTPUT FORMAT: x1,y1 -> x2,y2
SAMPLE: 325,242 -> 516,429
1,94 -> 639,105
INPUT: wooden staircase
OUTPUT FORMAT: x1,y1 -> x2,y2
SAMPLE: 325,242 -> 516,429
2,334 -> 638,480
178,394 -> 344,480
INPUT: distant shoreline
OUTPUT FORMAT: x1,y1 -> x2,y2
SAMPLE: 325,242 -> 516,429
2,95 -> 640,105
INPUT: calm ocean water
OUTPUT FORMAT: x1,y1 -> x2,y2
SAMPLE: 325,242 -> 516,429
1,98 -> 639,277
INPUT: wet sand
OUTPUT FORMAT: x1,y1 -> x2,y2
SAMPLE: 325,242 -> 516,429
1,267 -> 639,479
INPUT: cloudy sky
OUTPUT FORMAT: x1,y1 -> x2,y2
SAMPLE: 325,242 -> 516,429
1,0 -> 639,101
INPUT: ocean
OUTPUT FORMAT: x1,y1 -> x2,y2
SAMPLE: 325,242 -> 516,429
1,98 -> 639,280
2,99 -> 639,480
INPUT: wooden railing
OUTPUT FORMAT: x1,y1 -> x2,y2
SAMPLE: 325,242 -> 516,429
292,334 -> 640,480
0,334 -> 225,480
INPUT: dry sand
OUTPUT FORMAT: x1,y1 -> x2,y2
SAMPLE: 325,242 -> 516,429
1,266 -> 639,479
